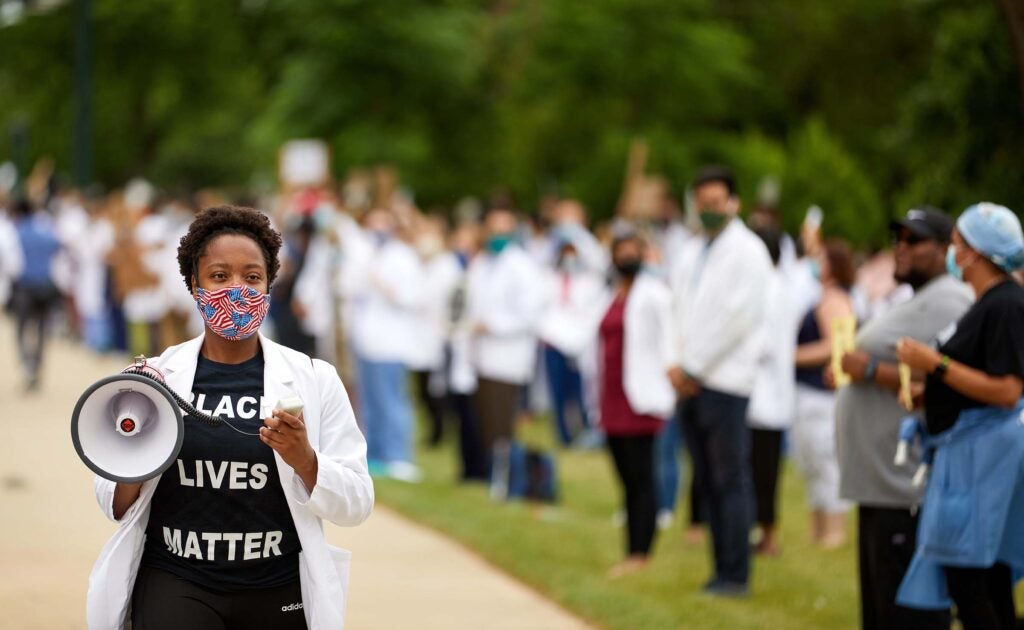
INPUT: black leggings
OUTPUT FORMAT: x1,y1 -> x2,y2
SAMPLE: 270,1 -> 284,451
131,566 -> 308,630
944,563 -> 1016,630
608,435 -> 658,556
749,428 -> 783,526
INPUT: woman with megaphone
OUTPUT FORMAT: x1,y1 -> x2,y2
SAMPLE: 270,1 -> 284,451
85,206 -> 374,630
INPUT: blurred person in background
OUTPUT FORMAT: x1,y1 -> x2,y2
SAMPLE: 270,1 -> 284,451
835,207 -> 969,629
348,207 -> 426,482
0,198 -> 25,311
792,238 -> 856,549
746,225 -> 798,557
447,220 -> 488,481
466,204 -> 546,485
896,202 -> 1024,630
537,236 -> 606,448
70,195 -> 116,352
271,212 -> 319,356
407,214 -> 461,447
10,197 -> 62,390
116,180 -> 170,357
667,166 -> 772,596
597,232 -> 674,577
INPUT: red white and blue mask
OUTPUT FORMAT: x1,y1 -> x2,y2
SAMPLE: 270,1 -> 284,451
195,285 -> 271,340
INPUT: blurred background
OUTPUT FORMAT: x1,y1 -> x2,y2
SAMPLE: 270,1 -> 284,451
2,1 -> 1024,629
0,0 -> 1022,243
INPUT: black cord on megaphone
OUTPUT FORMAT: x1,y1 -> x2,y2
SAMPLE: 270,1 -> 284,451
120,362 -> 261,437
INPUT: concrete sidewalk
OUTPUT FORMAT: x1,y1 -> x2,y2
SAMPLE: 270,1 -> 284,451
0,326 -> 588,629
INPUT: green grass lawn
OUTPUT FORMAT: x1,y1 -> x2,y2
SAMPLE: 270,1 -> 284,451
375,417 -> 861,629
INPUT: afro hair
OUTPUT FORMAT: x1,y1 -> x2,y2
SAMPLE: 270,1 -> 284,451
176,205 -> 282,293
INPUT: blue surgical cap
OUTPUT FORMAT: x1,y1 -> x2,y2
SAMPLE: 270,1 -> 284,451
957,202 -> 1024,273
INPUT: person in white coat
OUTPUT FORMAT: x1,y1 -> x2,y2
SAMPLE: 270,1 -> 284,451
594,232 -> 675,577
406,216 -> 462,446
466,206 -> 546,468
746,225 -> 798,557
88,206 -> 373,630
667,166 -> 772,597
347,208 -> 426,481
537,237 -> 607,447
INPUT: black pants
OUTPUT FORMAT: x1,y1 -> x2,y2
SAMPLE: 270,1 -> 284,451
451,392 -> 488,481
607,435 -> 658,556
750,428 -> 782,526
131,566 -> 308,630
414,369 -> 448,446
12,282 -> 58,385
945,562 -> 1016,630
680,388 -> 752,585
857,506 -> 949,630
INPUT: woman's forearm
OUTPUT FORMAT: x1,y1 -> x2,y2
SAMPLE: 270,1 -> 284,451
113,482 -> 143,520
941,360 -> 1024,409
795,339 -> 831,368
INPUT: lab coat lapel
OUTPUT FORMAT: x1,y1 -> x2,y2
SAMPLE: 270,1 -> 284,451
259,334 -> 306,494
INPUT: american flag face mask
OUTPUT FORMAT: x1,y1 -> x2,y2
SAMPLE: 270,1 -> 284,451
195,285 -> 271,340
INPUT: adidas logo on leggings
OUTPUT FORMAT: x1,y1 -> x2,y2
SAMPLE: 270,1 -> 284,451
281,603 -> 304,612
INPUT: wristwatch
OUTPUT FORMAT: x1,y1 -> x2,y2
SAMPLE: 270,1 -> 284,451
932,354 -> 951,380
863,357 -> 879,383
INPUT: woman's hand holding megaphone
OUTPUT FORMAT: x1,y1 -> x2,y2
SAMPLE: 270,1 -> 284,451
260,410 -> 318,492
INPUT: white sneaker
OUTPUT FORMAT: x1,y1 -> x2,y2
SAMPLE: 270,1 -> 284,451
386,461 -> 424,484
657,509 -> 675,530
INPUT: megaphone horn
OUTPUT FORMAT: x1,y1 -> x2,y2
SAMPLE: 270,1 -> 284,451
71,357 -> 185,484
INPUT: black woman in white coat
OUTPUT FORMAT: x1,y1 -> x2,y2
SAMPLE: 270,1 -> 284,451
87,206 -> 373,630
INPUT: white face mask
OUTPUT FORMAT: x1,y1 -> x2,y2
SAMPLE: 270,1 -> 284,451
417,236 -> 444,257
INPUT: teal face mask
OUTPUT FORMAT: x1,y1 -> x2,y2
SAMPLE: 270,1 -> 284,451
946,244 -> 963,281
698,211 -> 728,232
486,234 -> 514,254
808,258 -> 821,281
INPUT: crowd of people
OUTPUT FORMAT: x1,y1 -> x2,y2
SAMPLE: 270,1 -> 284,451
4,163 -> 1024,629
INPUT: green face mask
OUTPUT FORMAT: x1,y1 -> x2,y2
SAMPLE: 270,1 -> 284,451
699,211 -> 729,232
486,233 -> 514,254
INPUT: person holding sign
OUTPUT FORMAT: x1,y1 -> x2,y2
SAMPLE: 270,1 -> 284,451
88,206 -> 374,630
792,238 -> 856,549
896,203 -> 1024,630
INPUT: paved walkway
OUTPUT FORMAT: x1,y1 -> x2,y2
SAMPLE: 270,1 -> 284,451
0,325 -> 589,629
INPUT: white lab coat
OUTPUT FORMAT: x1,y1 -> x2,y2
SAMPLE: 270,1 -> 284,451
537,266 -> 607,356
747,267 -> 798,430
86,334 -> 374,630
466,245 -> 546,385
0,212 -> 23,305
69,218 -> 115,319
669,219 -> 772,398
348,239 -> 426,364
564,273 -> 677,420
406,252 -> 462,372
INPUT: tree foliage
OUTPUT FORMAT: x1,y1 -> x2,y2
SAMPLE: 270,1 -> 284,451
0,0 -> 1020,245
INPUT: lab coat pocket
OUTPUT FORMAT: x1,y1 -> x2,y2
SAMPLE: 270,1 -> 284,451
327,545 -> 353,599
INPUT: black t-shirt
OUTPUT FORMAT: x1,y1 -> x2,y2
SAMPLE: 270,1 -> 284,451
925,280 -> 1024,434
141,349 -> 301,590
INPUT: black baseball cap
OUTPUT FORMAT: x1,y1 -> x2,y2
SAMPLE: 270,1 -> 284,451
889,207 -> 953,243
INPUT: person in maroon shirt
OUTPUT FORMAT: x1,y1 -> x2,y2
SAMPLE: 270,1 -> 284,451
601,233 -> 672,577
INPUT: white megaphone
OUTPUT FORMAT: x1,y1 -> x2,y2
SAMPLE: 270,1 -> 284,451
71,357 -> 185,483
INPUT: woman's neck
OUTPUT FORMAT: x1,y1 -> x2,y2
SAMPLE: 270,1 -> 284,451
969,270 -> 1007,299
199,330 -> 261,364
617,277 -> 635,296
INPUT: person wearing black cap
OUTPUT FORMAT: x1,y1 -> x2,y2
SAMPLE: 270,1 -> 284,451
833,207 -> 972,629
